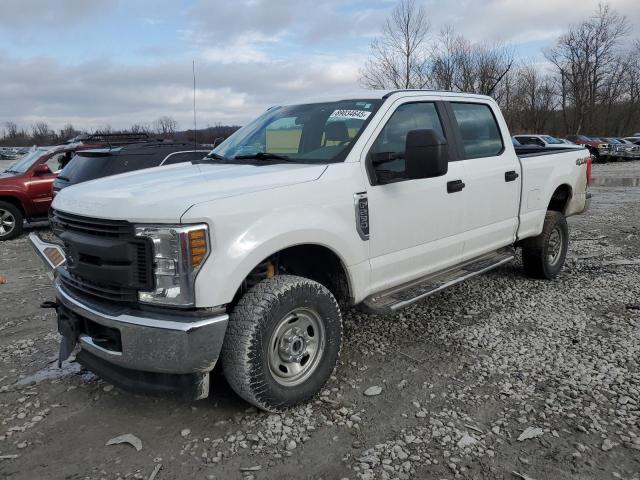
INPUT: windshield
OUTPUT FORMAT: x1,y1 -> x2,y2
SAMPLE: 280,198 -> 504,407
210,99 -> 382,164
4,149 -> 47,173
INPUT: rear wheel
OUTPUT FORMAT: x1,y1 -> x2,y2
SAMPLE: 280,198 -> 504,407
521,211 -> 569,279
222,275 -> 342,411
0,201 -> 23,241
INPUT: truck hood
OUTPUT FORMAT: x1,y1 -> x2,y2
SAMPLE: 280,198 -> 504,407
52,162 -> 327,222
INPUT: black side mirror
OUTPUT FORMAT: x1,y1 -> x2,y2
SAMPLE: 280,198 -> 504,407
405,129 -> 449,180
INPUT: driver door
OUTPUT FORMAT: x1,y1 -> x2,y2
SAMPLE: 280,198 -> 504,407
27,153 -> 60,216
362,98 -> 466,293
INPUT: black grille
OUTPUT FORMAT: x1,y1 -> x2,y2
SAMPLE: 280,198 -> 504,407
52,209 -> 153,304
59,271 -> 139,303
51,209 -> 132,237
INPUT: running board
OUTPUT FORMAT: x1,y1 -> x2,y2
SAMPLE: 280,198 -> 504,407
362,248 -> 515,315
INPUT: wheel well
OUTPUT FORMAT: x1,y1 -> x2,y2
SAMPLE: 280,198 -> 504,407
234,245 -> 352,308
548,185 -> 572,213
0,196 -> 25,218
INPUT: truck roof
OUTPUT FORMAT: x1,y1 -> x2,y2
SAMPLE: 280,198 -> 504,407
278,89 -> 496,107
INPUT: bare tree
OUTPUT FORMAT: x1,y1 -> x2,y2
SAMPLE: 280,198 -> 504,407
58,124 -> 80,142
129,123 -> 151,134
154,116 -> 178,137
546,3 -> 630,134
505,63 -> 557,133
4,121 -> 19,139
360,0 -> 431,89
31,121 -> 54,143
429,27 -> 514,96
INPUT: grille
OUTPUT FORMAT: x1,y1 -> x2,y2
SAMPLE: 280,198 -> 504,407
51,209 -> 132,237
59,271 -> 139,303
52,209 -> 153,304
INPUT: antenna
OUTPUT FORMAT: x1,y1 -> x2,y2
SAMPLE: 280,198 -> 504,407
192,60 -> 197,149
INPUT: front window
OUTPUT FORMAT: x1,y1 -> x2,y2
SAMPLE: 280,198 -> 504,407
3,148 -> 48,174
210,99 -> 382,164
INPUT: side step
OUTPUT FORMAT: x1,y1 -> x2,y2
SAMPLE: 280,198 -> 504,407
362,248 -> 515,315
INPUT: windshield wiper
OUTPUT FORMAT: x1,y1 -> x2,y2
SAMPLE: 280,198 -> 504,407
234,152 -> 293,161
205,152 -> 229,161
3,168 -> 19,174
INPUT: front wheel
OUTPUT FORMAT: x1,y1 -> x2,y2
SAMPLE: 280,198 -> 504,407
222,275 -> 342,411
0,201 -> 23,241
521,211 -> 569,279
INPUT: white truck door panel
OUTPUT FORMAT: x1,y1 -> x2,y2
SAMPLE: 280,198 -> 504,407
446,101 -> 520,261
368,161 -> 466,291
461,155 -> 520,258
361,98 -> 466,292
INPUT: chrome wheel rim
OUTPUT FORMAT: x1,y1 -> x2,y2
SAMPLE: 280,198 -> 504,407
548,227 -> 563,266
268,307 -> 325,387
0,209 -> 15,237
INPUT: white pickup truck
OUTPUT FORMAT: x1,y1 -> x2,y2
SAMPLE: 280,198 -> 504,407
31,90 -> 591,411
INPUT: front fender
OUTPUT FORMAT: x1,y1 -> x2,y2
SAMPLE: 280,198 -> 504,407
183,183 -> 369,308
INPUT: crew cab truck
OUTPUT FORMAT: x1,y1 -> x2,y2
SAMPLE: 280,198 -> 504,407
31,91 -> 591,411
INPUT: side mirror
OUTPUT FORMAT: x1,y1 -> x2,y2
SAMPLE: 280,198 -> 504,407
405,129 -> 449,180
33,164 -> 51,176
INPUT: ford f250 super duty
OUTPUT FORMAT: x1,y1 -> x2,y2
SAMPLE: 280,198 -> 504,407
30,90 -> 591,411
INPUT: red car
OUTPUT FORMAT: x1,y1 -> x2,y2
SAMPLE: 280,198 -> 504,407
0,134 -> 152,240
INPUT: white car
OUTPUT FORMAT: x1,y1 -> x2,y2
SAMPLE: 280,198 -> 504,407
32,90 -> 591,411
512,134 -> 582,149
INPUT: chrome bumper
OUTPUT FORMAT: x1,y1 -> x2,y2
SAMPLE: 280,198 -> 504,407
55,282 -> 229,376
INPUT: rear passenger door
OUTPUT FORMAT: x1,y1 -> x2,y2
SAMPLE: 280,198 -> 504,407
445,101 -> 520,261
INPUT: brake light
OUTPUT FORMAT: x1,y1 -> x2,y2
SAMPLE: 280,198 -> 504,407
586,157 -> 592,186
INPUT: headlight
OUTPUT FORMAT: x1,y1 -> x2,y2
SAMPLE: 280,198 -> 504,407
135,224 -> 210,307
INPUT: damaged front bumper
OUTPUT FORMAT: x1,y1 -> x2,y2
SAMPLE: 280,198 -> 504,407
28,232 -> 66,280
55,281 -> 229,400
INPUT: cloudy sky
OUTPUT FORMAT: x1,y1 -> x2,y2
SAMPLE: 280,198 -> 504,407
0,0 -> 638,132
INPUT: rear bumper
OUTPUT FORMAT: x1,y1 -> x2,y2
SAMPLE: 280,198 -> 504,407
55,282 -> 229,398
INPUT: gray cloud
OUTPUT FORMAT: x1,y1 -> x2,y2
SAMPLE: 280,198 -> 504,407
1,0 -> 639,133
0,0 -> 119,29
0,52 -> 366,131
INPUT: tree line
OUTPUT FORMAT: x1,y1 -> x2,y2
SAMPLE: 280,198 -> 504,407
361,1 -> 640,136
0,116 -> 240,147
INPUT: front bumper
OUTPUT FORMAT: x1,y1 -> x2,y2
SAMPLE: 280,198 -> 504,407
55,282 -> 228,399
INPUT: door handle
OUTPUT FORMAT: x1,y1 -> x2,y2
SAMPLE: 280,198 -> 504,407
505,170 -> 519,182
447,179 -> 465,193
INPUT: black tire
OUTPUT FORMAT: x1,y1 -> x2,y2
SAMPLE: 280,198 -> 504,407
0,201 -> 23,241
521,211 -> 569,279
222,275 -> 342,412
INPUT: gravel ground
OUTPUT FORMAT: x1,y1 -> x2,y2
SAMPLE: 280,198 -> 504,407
0,161 -> 639,480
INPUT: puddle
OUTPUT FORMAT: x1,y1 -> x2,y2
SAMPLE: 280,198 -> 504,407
591,177 -> 640,187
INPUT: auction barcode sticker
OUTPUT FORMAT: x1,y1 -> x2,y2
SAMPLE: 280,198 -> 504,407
329,109 -> 371,120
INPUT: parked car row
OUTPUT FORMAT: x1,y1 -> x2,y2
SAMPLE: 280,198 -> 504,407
0,133 -> 208,240
0,146 -> 31,160
511,133 -> 640,162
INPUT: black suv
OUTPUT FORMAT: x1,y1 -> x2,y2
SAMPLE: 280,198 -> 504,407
53,142 -> 209,195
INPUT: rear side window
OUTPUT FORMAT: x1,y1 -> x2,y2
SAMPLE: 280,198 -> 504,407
450,103 -> 503,158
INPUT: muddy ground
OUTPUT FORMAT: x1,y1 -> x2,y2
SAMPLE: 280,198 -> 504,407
0,161 -> 639,480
